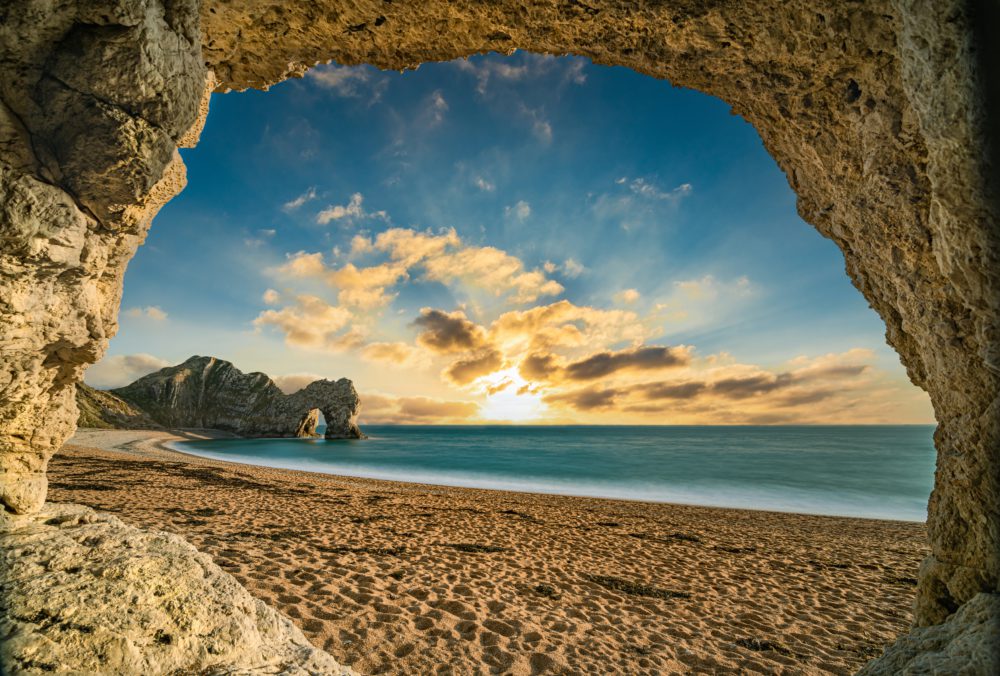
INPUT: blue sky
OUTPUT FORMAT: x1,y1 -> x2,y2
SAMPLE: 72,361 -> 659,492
89,53 -> 932,424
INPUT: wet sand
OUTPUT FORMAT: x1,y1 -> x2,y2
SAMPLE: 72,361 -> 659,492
49,429 -> 928,675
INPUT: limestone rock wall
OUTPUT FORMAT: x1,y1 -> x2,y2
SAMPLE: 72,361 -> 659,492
0,502 -> 352,675
857,592 -> 1000,675
0,0 -> 209,515
111,355 -> 365,439
0,0 -> 996,642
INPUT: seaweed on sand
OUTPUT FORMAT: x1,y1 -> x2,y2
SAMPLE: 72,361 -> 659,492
735,637 -> 794,656
444,543 -> 507,553
583,574 -> 691,600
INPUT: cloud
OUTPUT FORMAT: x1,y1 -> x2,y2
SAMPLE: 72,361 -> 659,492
326,262 -> 407,308
253,294 -> 359,352
360,341 -> 427,367
519,345 -> 691,383
308,64 -> 388,103
421,90 -> 449,127
505,200 -> 531,222
490,300 -> 654,352
544,386 -> 619,411
359,393 -> 480,423
85,353 -> 170,389
373,227 -> 563,305
419,243 -> 563,304
397,397 -> 480,420
672,275 -> 752,301
519,105 -> 552,144
413,308 -> 489,353
282,187 -> 317,212
316,193 -> 365,224
276,252 -> 406,309
279,251 -> 327,277
564,345 -> 691,381
519,352 -> 561,381
541,349 -> 889,422
636,381 -> 707,400
711,373 -> 793,399
262,289 -> 281,305
616,288 -> 641,304
349,234 -> 373,256
454,54 -> 589,95
563,59 -> 588,85
592,177 -> 693,231
125,306 -> 168,321
444,348 -> 505,386
626,177 -> 693,202
272,373 -> 323,394
375,227 -> 461,267
474,176 -> 495,192
562,259 -> 585,278
454,58 -> 531,94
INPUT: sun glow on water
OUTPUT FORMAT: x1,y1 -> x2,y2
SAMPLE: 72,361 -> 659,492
476,368 -> 547,422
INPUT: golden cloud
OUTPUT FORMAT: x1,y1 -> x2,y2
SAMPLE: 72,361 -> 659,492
360,341 -> 428,367
490,300 -> 654,352
253,295 -> 358,351
358,392 -> 480,423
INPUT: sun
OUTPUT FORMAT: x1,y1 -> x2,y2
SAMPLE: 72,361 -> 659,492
477,368 -> 547,423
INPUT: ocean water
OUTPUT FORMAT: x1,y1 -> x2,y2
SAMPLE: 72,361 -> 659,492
173,425 -> 936,522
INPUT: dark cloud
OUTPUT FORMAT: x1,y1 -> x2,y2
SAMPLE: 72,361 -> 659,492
564,345 -> 689,381
519,352 -> 561,381
710,373 -> 794,399
637,381 -> 707,400
776,389 -> 838,407
444,348 -> 504,385
544,387 -> 619,410
413,308 -> 488,353
797,364 -> 870,381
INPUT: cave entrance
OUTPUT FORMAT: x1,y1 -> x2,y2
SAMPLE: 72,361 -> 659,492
2,3 -> 994,672
79,49 -> 938,671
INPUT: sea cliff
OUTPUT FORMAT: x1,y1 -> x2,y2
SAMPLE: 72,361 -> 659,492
80,356 -> 365,440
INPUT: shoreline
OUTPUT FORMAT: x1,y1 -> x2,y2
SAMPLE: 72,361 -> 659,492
80,428 -> 922,524
51,428 -> 929,674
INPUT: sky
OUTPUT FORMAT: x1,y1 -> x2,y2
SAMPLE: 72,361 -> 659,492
86,53 -> 934,425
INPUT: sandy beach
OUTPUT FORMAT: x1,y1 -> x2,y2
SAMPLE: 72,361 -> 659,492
49,430 -> 928,675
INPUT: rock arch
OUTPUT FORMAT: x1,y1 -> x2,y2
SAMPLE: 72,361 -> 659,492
0,0 -> 995,645
106,355 -> 366,439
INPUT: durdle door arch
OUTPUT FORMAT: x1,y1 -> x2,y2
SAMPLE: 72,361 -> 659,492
0,0 -> 996,655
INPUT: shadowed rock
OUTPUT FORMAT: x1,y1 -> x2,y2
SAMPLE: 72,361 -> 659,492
107,356 -> 365,439
0,503 -> 352,675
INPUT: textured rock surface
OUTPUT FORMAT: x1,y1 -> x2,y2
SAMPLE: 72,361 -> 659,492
111,356 -> 365,439
0,0 -> 209,515
75,383 -> 162,430
858,593 -> 1000,675
0,0 -> 996,647
0,502 -> 351,675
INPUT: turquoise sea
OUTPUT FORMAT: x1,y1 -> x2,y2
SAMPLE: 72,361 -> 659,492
173,425 -> 936,522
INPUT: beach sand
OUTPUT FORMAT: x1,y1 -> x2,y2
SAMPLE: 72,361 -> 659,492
49,430 -> 928,675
